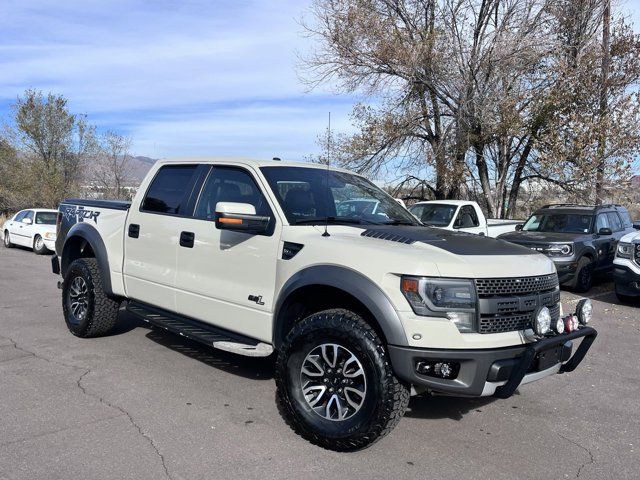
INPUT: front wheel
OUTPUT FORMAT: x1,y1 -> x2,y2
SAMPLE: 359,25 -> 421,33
275,309 -> 410,451
62,258 -> 120,337
33,235 -> 48,255
615,285 -> 638,304
570,257 -> 594,293
3,230 -> 14,248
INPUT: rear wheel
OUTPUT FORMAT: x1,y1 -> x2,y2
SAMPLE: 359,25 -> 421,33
62,258 -> 120,337
3,230 -> 13,248
33,235 -> 48,255
275,309 -> 410,451
570,257 -> 594,293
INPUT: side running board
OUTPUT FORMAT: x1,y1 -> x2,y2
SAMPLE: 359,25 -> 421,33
126,301 -> 274,357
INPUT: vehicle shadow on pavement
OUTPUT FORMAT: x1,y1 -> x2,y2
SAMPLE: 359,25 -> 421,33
405,395 -> 498,421
141,322 -> 275,381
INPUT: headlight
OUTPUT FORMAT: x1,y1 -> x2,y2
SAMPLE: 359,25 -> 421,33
576,298 -> 592,325
44,232 -> 56,240
533,306 -> 551,335
617,242 -> 633,259
401,276 -> 476,333
546,243 -> 573,256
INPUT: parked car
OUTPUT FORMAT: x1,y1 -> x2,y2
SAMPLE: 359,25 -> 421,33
408,200 -> 521,237
499,204 -> 636,292
3,208 -> 58,254
613,230 -> 640,302
52,159 -> 597,451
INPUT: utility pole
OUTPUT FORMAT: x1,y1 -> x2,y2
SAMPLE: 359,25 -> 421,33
595,0 -> 611,205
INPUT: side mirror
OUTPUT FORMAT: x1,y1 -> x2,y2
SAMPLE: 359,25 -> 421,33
515,224 -> 524,231
598,227 -> 612,236
633,221 -> 640,230
22,217 -> 32,225
214,202 -> 270,234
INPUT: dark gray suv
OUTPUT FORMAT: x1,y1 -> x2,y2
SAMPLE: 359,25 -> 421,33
499,204 -> 636,292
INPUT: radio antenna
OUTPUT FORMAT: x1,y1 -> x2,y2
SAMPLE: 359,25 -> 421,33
322,112 -> 331,237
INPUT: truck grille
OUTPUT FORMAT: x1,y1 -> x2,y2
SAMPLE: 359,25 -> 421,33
475,274 -> 559,297
479,304 -> 560,334
476,274 -> 560,334
635,243 -> 640,266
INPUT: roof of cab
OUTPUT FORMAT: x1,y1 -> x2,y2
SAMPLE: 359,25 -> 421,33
412,200 -> 473,206
157,157 -> 354,174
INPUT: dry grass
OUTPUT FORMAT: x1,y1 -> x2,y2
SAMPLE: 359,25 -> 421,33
0,214 -> 8,227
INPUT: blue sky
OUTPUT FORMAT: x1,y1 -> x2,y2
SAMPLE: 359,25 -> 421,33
1,0 -> 640,162
0,0 -> 359,160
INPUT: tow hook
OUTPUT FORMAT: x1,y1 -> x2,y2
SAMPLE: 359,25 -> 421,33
57,281 -> 63,290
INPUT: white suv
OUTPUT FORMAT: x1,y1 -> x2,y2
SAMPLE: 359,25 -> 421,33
52,158 -> 597,450
614,230 -> 640,301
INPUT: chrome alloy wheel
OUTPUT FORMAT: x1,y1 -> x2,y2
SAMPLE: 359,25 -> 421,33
35,236 -> 44,250
300,343 -> 367,421
68,276 -> 89,323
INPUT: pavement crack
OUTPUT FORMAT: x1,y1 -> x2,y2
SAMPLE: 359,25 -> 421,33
77,370 -> 173,480
1,335 -> 172,480
558,433 -> 595,478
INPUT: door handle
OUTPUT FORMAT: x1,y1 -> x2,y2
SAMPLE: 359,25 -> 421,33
128,224 -> 140,238
179,231 -> 195,248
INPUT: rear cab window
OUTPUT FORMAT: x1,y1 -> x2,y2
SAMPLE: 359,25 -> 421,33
141,165 -> 199,215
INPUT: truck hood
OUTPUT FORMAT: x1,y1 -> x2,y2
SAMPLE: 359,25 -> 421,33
498,230 -> 580,244
283,224 -> 555,280
620,231 -> 640,243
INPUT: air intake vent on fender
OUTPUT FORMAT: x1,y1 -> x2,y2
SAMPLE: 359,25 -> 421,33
361,229 -> 415,244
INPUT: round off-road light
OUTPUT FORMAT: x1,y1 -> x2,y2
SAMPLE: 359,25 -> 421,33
533,307 -> 551,335
576,299 -> 592,325
554,317 -> 565,334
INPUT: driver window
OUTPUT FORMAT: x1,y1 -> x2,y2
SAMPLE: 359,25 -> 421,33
195,167 -> 271,220
595,214 -> 610,231
13,211 -> 27,222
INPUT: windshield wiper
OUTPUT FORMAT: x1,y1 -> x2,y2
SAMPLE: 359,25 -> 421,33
383,219 -> 417,226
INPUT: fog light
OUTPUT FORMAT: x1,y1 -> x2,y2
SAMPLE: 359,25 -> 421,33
576,299 -> 592,325
533,306 -> 551,336
416,360 -> 459,379
564,314 -> 579,333
553,317 -> 565,334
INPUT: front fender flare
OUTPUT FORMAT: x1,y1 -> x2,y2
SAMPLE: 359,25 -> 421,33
273,265 -> 408,348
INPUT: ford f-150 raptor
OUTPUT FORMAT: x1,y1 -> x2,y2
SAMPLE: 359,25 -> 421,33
52,158 -> 597,451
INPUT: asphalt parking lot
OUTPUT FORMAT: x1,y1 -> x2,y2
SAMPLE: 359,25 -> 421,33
1,246 -> 639,480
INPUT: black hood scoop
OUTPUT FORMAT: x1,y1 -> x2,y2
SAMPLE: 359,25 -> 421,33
360,226 -> 537,256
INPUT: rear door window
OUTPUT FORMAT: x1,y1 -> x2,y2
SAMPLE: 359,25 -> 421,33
141,165 -> 199,215
617,208 -> 633,229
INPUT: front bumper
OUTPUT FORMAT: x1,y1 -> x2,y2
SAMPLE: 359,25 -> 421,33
613,265 -> 640,297
43,238 -> 56,251
553,259 -> 579,284
389,326 -> 597,398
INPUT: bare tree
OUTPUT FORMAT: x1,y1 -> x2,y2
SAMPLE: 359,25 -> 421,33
302,0 -> 640,216
93,132 -> 134,200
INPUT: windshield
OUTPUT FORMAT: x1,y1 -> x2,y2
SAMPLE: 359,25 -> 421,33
409,204 -> 457,226
523,213 -> 593,234
260,166 -> 418,226
35,212 -> 57,225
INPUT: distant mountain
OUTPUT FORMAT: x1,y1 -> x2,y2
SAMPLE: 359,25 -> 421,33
128,156 -> 157,183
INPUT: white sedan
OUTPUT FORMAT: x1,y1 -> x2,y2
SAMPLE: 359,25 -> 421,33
2,208 -> 58,254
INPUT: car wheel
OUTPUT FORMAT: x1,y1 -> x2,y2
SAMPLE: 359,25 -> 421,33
275,309 -> 410,451
62,258 -> 120,337
3,230 -> 14,248
571,257 -> 594,293
33,235 -> 48,255
615,285 -> 638,304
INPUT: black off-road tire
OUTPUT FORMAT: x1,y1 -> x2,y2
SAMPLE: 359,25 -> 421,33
62,258 -> 120,337
275,309 -> 410,451
570,257 -> 594,293
33,235 -> 48,255
3,230 -> 14,248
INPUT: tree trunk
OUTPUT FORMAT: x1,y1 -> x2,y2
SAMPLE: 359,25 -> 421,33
595,0 -> 611,204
